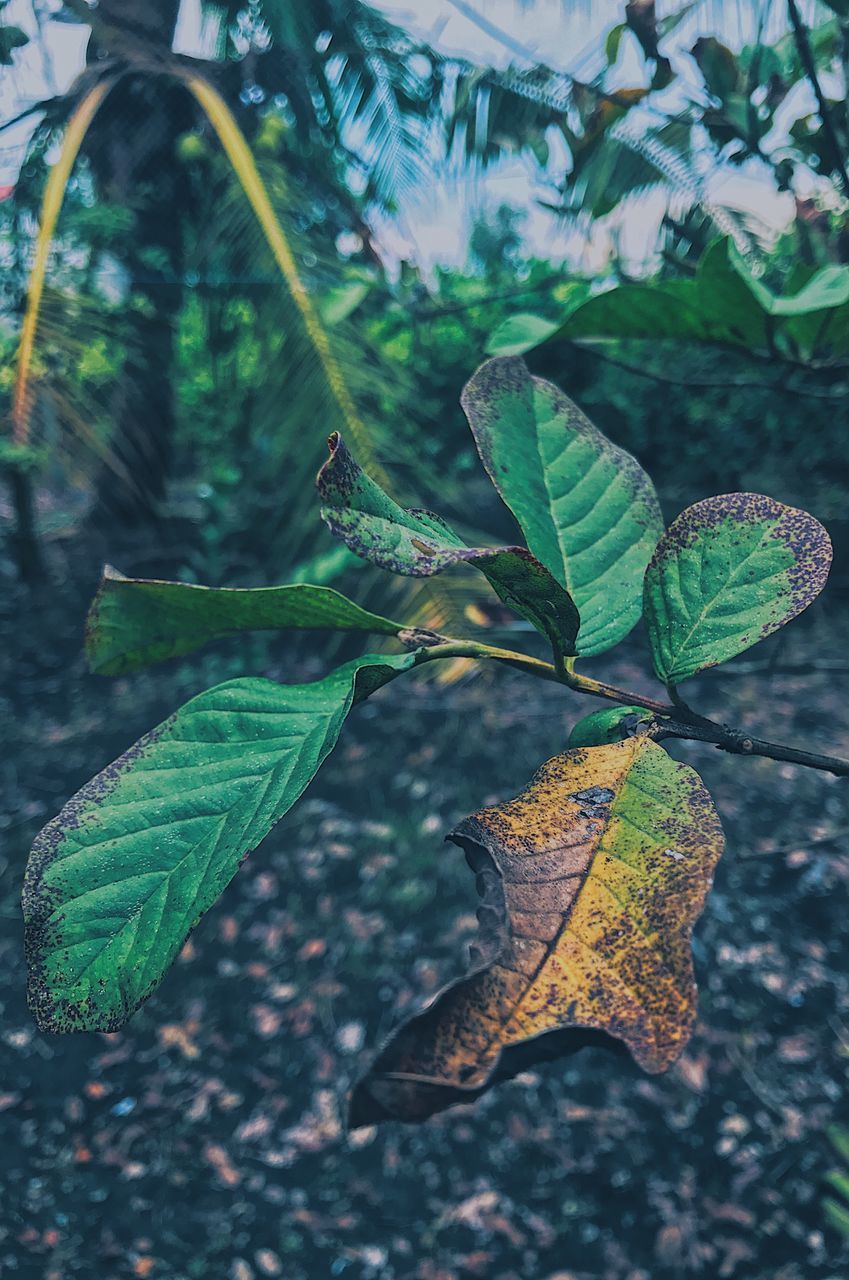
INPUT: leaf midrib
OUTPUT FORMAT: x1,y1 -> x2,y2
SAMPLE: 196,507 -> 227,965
660,521 -> 786,679
43,711 -> 334,1005
473,741 -> 642,1061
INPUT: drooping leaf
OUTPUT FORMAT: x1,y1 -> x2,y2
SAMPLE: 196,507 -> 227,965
24,653 -> 417,1033
644,493 -> 832,685
317,432 -> 580,660
460,358 -> 663,656
691,36 -> 740,100
568,705 -> 653,747
85,565 -> 406,675
351,737 -> 723,1125
732,252 -> 849,318
488,238 -> 849,365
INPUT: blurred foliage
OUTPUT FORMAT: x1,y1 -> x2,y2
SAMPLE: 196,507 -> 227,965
824,1125 -> 849,1240
449,0 -> 849,262
3,0 -> 849,592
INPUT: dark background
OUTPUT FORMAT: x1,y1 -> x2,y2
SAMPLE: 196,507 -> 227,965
3,1 -> 849,1276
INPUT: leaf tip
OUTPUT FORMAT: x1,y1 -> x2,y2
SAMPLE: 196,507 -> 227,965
460,353 -> 530,419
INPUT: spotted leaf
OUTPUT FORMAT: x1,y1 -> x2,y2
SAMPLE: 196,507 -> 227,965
24,654 -> 417,1033
351,737 -> 723,1125
643,493 -> 832,685
317,432 -> 580,661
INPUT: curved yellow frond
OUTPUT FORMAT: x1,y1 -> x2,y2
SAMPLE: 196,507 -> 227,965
12,78 -> 118,444
181,72 -> 387,486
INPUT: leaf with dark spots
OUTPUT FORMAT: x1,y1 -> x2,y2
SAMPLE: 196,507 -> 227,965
461,357 -> 663,655
23,654 -> 417,1034
85,566 -> 407,675
350,738 -> 724,1126
317,432 -> 580,661
643,492 -> 832,685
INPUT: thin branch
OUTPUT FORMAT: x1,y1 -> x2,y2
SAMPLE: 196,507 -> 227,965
0,99 -> 54,135
787,0 -> 849,198
576,344 -> 849,399
412,638 -> 566,686
572,334 -> 849,374
413,274 -> 566,319
414,638 -> 849,778
654,718 -> 849,778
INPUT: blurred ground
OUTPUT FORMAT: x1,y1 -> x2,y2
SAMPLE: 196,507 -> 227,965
2,536 -> 849,1280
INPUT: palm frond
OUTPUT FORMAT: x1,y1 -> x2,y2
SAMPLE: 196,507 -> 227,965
205,0 -> 446,210
183,72 -> 387,475
11,77 -> 116,444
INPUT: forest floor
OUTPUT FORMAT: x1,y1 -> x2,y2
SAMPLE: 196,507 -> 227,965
2,531 -> 849,1280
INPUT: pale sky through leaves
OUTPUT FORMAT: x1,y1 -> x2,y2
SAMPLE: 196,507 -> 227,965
0,0 -> 828,273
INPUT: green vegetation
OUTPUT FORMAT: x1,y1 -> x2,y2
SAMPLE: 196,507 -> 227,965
2,0 -> 849,1269
22,357 -> 840,1130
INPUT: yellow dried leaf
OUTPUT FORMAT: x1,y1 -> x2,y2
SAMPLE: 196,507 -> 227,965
352,738 -> 724,1124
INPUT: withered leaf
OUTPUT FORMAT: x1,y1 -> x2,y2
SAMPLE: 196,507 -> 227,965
351,738 -> 724,1125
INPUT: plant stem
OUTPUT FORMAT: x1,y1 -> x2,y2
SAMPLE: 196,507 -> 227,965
575,342 -> 849,399
414,639 -> 565,684
564,668 -> 674,716
416,638 -> 849,778
654,719 -> 849,778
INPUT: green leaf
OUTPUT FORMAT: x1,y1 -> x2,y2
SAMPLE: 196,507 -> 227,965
658,1 -> 702,40
825,1170 -> 849,1202
562,281 -> 700,341
85,565 -> 406,675
828,1125 -> 849,1164
824,1196 -> 849,1238
319,279 -> 372,326
317,432 -> 580,660
691,36 -> 740,100
485,285 -> 590,356
461,358 -> 664,656
568,705 -> 653,747
497,238 -> 849,362
644,493 -> 832,685
485,313 -> 562,357
730,245 -> 849,317
605,22 -> 627,64
23,653 -> 417,1032
0,25 -> 28,64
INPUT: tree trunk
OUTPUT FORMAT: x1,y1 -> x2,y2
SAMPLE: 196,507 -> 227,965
85,0 -> 194,526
